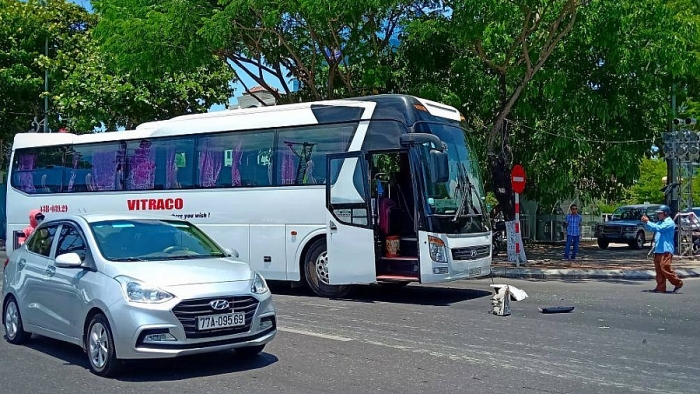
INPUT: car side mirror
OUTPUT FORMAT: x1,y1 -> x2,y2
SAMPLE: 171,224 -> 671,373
224,248 -> 239,258
55,252 -> 83,268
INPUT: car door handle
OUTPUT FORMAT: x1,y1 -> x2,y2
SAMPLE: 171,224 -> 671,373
18,259 -> 26,270
46,265 -> 56,277
329,220 -> 338,232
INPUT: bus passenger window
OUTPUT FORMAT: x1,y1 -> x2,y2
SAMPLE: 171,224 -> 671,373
10,147 -> 65,194
155,139 -> 194,190
276,123 -> 357,186
195,131 -> 274,188
126,139 -> 156,190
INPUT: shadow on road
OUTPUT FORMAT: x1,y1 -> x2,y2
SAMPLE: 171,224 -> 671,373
19,334 -> 277,381
270,282 -> 492,306
517,277 -> 648,285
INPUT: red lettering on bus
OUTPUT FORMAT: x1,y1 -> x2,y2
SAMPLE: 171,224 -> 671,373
127,198 -> 184,210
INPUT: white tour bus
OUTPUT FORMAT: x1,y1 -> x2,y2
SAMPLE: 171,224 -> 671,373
6,94 -> 491,298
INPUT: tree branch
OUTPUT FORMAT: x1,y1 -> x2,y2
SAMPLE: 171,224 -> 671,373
232,16 -> 316,98
228,55 -> 280,105
473,39 -> 506,74
488,0 -> 582,152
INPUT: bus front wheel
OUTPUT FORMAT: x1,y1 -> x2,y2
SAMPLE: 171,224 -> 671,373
303,240 -> 352,299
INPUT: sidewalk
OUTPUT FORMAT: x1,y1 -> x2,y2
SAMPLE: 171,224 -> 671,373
491,242 -> 700,280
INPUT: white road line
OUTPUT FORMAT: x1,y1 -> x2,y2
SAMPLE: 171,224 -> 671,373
278,327 -> 354,342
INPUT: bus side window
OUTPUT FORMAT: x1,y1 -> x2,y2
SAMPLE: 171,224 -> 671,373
11,147 -> 64,194
276,123 -> 356,186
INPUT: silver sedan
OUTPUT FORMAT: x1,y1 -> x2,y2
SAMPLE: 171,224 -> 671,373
2,213 -> 276,377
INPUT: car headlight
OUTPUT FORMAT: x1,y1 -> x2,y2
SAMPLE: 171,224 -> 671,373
115,276 -> 174,303
251,272 -> 269,294
429,236 -> 448,263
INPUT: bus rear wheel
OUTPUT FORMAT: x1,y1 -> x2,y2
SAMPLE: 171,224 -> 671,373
303,239 -> 352,299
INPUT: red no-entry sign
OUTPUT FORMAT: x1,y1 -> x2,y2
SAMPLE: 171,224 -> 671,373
511,164 -> 526,194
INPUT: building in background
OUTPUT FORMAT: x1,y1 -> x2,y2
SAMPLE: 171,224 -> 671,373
229,86 -> 278,109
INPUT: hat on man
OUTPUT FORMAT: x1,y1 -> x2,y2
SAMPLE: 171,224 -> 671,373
655,205 -> 671,215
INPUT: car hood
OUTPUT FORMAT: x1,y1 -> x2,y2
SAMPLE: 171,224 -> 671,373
604,220 -> 641,226
104,257 -> 253,287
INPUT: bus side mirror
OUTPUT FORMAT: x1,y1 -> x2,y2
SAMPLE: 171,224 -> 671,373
400,133 -> 445,152
430,150 -> 449,183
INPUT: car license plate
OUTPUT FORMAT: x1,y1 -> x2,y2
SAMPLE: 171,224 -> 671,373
197,312 -> 245,330
469,267 -> 482,276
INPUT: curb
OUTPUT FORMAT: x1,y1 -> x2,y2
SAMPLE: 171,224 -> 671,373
490,267 -> 700,280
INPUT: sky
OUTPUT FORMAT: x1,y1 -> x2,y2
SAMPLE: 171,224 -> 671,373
67,0 -> 285,113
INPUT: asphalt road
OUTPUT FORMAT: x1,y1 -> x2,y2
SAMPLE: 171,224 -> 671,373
2,274 -> 699,394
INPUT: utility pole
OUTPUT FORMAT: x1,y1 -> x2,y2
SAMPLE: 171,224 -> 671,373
669,83 -> 678,214
44,35 -> 48,133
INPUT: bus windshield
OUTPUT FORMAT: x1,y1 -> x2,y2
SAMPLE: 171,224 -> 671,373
415,122 -> 488,234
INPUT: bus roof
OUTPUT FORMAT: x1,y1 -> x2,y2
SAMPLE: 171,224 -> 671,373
12,94 -> 463,150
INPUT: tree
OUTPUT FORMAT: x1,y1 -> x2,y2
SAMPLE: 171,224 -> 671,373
0,0 -> 51,138
625,157 -> 666,204
392,0 -> 700,262
92,0 -> 433,103
395,0 -> 700,205
0,0 -> 235,138
53,39 -> 235,131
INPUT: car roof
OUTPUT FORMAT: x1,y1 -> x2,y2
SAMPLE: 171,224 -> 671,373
618,204 -> 661,209
42,212 -> 184,224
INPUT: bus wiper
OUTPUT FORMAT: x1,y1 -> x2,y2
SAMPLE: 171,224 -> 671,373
452,164 -> 481,222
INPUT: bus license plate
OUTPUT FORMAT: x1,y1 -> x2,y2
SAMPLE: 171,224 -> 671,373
469,267 -> 482,276
197,312 -> 245,330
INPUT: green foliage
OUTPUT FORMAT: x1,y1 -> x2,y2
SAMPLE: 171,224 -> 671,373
624,157 -> 666,204
0,0 -> 234,136
0,0 -> 51,138
392,0 -> 700,206
93,0 -> 435,101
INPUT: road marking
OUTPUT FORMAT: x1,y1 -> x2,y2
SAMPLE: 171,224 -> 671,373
278,327 -> 353,342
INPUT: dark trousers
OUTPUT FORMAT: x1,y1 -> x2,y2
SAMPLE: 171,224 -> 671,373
564,235 -> 579,259
653,252 -> 682,292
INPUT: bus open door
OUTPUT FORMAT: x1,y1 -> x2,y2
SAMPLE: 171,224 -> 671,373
324,152 -> 377,285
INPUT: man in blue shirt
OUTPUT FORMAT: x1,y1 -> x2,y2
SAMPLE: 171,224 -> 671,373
563,204 -> 583,260
641,205 -> 684,293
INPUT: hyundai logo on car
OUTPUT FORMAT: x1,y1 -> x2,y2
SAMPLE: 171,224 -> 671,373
209,299 -> 230,310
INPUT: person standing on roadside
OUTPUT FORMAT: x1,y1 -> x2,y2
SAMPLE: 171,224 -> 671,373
642,205 -> 684,293
563,204 -> 583,260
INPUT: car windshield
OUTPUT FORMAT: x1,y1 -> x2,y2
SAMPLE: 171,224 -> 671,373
611,207 -> 645,221
89,219 -> 226,261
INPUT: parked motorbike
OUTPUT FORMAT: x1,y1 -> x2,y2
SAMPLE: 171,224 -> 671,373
492,220 -> 507,255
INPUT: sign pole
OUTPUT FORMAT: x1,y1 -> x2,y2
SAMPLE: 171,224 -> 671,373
515,192 -> 520,267
510,164 -> 526,267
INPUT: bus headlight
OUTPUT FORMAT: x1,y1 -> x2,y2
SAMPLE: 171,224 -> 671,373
429,236 -> 448,263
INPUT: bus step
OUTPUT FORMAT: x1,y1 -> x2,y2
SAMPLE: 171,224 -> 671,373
376,275 -> 419,282
380,256 -> 417,261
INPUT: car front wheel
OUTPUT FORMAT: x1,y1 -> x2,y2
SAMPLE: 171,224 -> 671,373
86,314 -> 121,377
597,238 -> 609,249
631,231 -> 645,250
